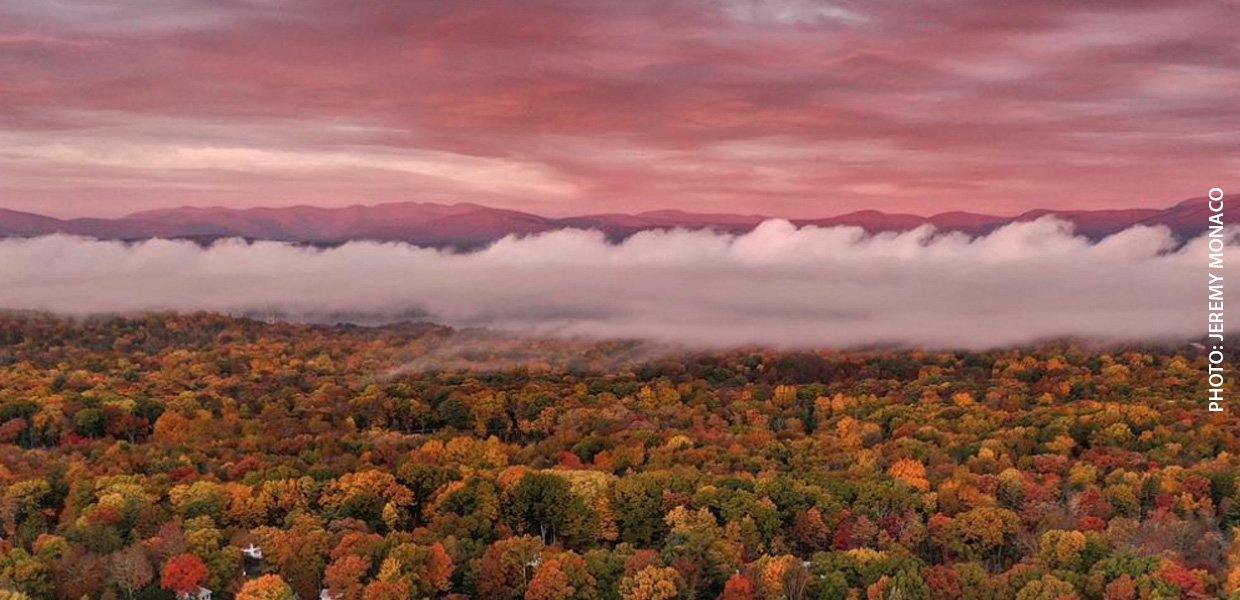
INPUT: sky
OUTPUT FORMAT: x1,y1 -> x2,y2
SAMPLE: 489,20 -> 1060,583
1,0 -> 1237,218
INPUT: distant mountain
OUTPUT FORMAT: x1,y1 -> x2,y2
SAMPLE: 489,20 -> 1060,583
0,198 -> 1230,248
796,209 -> 928,232
0,208 -> 63,236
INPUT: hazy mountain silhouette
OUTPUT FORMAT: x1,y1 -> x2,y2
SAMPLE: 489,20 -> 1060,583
0,197 -> 1228,248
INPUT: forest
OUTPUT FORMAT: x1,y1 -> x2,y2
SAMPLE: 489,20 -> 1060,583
0,312 -> 1235,600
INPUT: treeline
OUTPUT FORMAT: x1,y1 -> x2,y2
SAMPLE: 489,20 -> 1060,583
0,313 -> 1236,600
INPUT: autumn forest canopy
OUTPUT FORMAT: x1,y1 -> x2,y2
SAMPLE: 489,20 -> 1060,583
0,312 -> 1236,600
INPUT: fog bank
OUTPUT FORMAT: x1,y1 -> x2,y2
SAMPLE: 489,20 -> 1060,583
0,219 -> 1226,348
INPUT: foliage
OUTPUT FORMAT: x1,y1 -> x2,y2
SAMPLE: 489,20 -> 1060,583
0,313 -> 1233,599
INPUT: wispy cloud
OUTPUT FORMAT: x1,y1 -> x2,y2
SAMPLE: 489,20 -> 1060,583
2,132 -> 576,197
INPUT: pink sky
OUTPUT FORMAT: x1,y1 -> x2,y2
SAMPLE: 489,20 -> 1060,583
1,0 -> 1237,218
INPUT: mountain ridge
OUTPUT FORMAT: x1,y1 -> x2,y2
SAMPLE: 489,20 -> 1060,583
0,198 -> 1229,248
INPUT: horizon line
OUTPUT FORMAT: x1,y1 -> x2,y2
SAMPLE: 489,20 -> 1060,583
0,195 -> 1208,223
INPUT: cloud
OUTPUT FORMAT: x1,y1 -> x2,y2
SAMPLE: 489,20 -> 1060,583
1,0 -> 1237,217
0,128 -> 576,197
722,0 -> 865,25
0,219 -> 1226,349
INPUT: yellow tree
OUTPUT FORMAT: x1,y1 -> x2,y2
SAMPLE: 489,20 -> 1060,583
619,566 -> 683,600
1038,530 -> 1086,571
888,459 -> 930,492
237,574 -> 297,600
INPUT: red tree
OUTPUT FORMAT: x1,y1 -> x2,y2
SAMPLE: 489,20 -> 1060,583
161,553 -> 209,596
1155,563 -> 1206,598
428,541 -> 455,592
721,573 -> 755,600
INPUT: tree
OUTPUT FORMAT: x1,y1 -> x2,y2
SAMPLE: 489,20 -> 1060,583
526,553 -> 596,600
324,554 -> 370,600
527,558 -> 573,600
948,508 -> 1021,569
476,535 -> 545,600
924,565 -> 960,600
257,516 -> 332,600
1015,575 -> 1078,600
1103,575 -> 1136,600
160,553 -> 208,597
1038,530 -> 1086,571
792,509 -> 832,554
865,570 -> 929,600
428,541 -> 455,593
720,573 -> 754,600
889,459 -> 930,492
662,506 -> 740,596
51,546 -> 107,600
611,477 -> 667,546
619,566 -> 682,600
237,574 -> 297,600
362,580 -> 412,600
320,471 -> 413,526
108,544 -> 154,599
1154,562 -> 1206,598
508,473 -> 593,546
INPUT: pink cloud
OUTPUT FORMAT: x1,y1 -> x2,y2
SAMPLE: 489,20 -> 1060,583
0,0 -> 1236,217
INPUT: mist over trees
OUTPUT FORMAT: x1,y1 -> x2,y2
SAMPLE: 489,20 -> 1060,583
0,313 -> 1235,599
